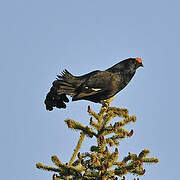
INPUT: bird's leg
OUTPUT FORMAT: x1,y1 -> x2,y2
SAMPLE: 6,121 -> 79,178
100,96 -> 115,106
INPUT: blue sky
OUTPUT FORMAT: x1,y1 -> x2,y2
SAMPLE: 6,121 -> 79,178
1,0 -> 180,179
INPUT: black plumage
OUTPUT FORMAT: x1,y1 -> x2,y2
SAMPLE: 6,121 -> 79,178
44,58 -> 143,111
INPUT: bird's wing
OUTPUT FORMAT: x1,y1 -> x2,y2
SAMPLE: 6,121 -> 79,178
83,71 -> 115,90
72,71 -> 120,101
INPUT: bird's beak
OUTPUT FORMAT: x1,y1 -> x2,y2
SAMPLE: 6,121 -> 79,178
140,63 -> 144,67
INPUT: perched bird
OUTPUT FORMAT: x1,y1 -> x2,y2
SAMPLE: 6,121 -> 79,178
45,57 -> 143,111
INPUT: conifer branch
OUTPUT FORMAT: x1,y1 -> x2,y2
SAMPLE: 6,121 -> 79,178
36,98 -> 158,179
36,162 -> 62,173
65,119 -> 97,137
69,132 -> 85,165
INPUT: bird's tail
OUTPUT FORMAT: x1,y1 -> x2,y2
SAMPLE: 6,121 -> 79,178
44,70 -> 77,111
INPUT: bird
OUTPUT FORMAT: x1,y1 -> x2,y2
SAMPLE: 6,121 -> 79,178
44,57 -> 143,111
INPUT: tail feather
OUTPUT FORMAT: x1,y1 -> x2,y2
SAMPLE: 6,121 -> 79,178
44,70 -> 77,111
44,91 -> 69,111
57,69 -> 76,82
56,80 -> 75,88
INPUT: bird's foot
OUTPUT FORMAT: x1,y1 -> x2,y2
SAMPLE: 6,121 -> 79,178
100,96 -> 114,107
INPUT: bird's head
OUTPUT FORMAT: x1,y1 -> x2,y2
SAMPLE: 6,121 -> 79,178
127,57 -> 144,71
135,57 -> 144,68
133,58 -> 144,69
106,57 -> 143,73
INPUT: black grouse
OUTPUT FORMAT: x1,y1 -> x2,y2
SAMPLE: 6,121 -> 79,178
45,57 -> 143,111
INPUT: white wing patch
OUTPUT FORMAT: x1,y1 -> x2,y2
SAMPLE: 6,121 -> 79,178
85,86 -> 101,91
92,88 -> 101,91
